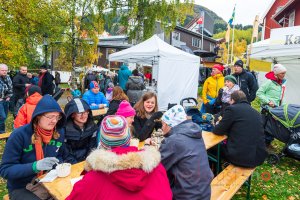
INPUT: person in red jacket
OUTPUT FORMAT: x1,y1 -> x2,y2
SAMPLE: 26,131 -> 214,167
67,115 -> 172,200
14,85 -> 43,128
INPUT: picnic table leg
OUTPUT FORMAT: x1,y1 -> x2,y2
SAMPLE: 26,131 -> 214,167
246,175 -> 252,200
216,143 -> 221,174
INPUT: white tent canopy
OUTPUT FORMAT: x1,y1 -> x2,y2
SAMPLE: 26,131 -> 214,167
109,35 -> 200,110
251,38 -> 300,104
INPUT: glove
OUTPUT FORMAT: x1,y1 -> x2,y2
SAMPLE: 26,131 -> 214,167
150,111 -> 163,121
36,157 -> 59,171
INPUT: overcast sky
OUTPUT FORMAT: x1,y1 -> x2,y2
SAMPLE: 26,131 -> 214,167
194,0 -> 274,25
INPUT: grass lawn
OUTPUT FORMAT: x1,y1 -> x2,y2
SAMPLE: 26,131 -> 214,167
0,97 -> 299,199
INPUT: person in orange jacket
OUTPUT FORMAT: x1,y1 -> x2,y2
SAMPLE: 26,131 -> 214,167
14,85 -> 43,128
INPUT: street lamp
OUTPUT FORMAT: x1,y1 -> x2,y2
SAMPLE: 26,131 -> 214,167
43,34 -> 49,68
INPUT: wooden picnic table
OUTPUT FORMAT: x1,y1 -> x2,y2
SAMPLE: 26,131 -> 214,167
41,131 -> 227,200
91,108 -> 107,117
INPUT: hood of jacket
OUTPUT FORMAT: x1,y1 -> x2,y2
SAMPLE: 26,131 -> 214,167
85,146 -> 161,192
129,76 -> 143,84
168,120 -> 202,139
64,98 -> 92,120
31,94 -> 66,129
265,71 -> 286,85
120,65 -> 129,71
26,92 -> 43,105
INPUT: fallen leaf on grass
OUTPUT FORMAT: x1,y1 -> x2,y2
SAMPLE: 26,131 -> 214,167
288,196 -> 295,200
262,194 -> 268,200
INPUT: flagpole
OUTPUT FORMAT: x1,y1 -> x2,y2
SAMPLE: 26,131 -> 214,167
226,26 -> 231,65
201,11 -> 205,49
230,24 -> 235,64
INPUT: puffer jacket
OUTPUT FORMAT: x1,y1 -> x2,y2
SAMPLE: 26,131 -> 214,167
118,65 -> 132,90
202,74 -> 224,104
126,76 -> 145,104
160,120 -> 213,200
66,146 -> 172,200
63,98 -> 98,164
82,90 -> 109,110
14,92 -> 43,128
256,71 -> 286,107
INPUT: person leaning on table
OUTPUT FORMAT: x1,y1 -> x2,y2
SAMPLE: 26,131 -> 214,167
159,105 -> 213,200
67,115 -> 172,200
0,95 -> 66,200
213,90 -> 268,168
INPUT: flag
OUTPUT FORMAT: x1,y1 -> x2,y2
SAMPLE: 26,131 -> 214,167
228,5 -> 236,26
197,16 -> 203,25
252,15 -> 259,38
225,24 -> 231,43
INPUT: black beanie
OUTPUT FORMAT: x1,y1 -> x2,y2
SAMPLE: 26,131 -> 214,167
234,60 -> 244,68
27,85 -> 42,96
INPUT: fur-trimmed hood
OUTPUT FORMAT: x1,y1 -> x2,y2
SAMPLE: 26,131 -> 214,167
84,146 -> 161,192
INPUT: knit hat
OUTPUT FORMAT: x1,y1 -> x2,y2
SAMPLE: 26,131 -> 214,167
100,115 -> 131,150
116,100 -> 136,117
26,85 -> 42,96
213,64 -> 224,72
90,81 -> 99,89
273,64 -> 287,75
234,60 -> 244,68
224,75 -> 237,84
162,105 -> 187,128
39,64 -> 48,70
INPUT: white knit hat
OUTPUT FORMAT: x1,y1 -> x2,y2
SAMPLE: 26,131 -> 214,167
273,64 -> 287,75
162,105 -> 187,128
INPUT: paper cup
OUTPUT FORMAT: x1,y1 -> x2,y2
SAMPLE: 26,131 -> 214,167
56,163 -> 71,178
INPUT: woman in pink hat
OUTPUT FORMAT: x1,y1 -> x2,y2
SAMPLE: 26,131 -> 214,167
116,100 -> 136,128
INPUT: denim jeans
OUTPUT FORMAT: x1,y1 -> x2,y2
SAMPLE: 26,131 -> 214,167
0,100 -> 9,133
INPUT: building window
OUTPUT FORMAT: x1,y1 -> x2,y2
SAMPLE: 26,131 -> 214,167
106,48 -> 116,59
289,10 -> 295,27
192,37 -> 201,48
210,43 -> 215,52
172,32 -> 180,41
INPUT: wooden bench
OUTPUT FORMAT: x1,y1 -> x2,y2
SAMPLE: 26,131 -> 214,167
3,194 -> 9,200
0,132 -> 11,140
211,164 -> 255,200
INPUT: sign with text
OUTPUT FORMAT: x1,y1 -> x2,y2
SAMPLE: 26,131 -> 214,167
270,26 -> 300,45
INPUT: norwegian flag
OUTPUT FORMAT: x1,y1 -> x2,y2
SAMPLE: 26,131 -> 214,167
197,16 -> 203,25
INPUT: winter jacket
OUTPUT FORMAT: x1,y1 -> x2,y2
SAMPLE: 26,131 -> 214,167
118,65 -> 132,90
71,89 -> 81,98
233,69 -> 258,102
221,84 -> 240,103
39,71 -> 55,95
84,74 -> 97,90
256,71 -> 286,107
0,75 -> 13,99
132,115 -> 162,141
126,76 -> 145,104
213,101 -> 268,168
67,146 -> 172,200
202,74 -> 224,104
82,90 -> 109,110
160,120 -> 213,200
0,95 -> 66,193
31,76 -> 39,85
14,92 -> 43,128
55,72 -> 61,85
63,98 -> 98,164
12,73 -> 30,98
106,99 -> 122,116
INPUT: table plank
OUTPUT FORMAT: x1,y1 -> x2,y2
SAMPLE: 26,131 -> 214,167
42,162 -> 85,200
202,131 -> 227,150
91,108 -> 107,117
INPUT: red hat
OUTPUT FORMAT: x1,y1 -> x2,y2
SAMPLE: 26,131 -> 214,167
213,64 -> 224,72
90,81 -> 99,89
116,100 -> 136,117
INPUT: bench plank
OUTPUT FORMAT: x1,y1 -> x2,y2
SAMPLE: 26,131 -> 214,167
0,132 -> 11,140
211,165 -> 255,200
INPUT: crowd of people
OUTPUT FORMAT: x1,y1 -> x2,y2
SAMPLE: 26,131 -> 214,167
0,61 -> 287,199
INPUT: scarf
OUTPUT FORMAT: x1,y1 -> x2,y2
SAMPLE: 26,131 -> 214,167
35,125 -> 53,176
38,72 -> 46,87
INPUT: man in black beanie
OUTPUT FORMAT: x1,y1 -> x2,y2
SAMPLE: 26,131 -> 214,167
38,64 -> 54,95
232,60 -> 258,103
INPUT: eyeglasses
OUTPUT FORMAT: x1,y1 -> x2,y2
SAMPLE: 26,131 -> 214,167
76,111 -> 89,116
43,114 -> 62,121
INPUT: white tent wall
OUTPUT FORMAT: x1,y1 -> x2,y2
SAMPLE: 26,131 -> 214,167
157,58 -> 199,110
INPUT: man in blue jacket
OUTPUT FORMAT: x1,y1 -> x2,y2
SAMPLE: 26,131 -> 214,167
0,95 -> 66,200
159,105 -> 213,200
118,63 -> 132,90
82,81 -> 109,110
